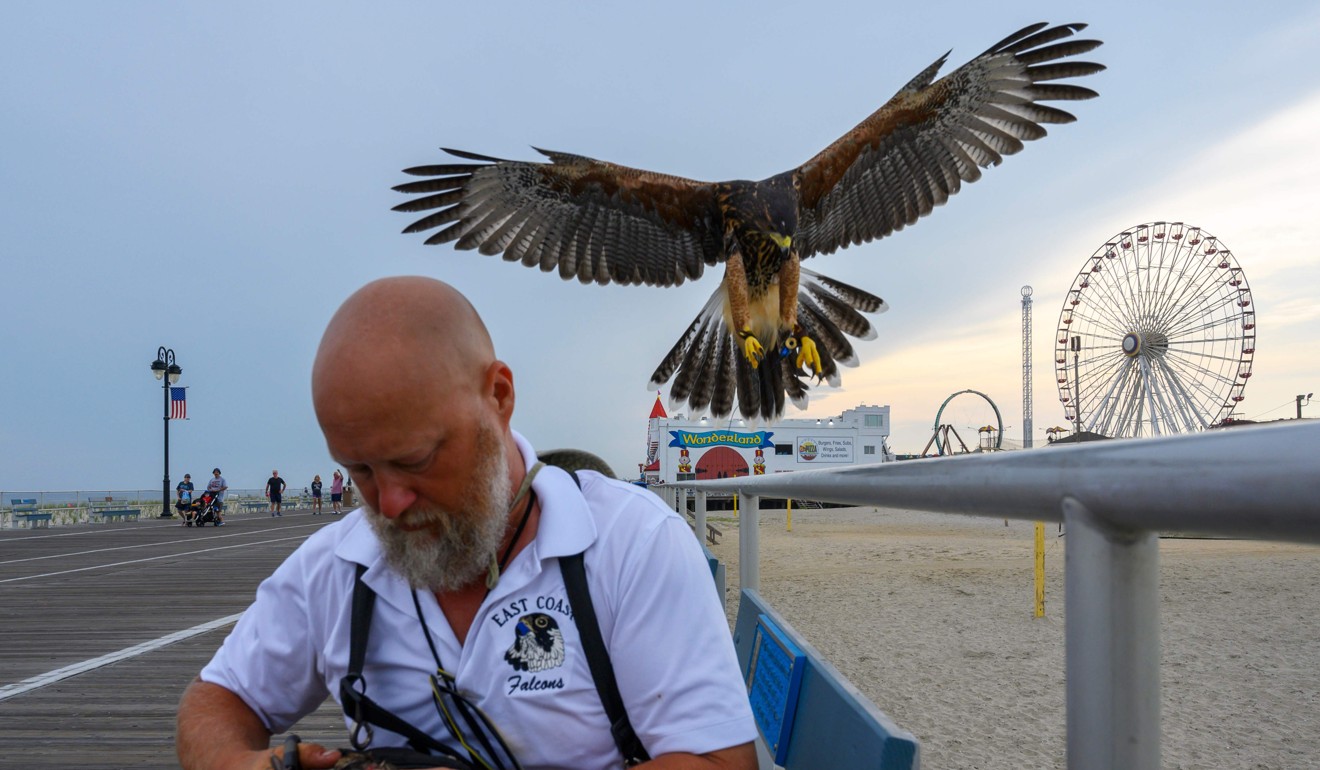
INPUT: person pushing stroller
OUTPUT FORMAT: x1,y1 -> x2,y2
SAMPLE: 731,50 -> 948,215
203,468 -> 227,526
182,489 -> 224,527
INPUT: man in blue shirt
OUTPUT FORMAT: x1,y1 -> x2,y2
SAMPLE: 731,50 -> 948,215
175,474 -> 194,518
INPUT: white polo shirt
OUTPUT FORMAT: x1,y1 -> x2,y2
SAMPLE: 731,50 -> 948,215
201,431 -> 756,770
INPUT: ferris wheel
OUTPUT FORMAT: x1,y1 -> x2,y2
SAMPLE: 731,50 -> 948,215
1054,221 -> 1255,438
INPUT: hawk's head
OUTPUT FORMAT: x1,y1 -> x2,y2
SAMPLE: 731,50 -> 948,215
721,179 -> 797,252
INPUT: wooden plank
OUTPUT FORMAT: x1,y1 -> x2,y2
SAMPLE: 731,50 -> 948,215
0,511 -> 348,767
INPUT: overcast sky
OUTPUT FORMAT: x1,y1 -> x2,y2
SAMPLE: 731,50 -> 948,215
4,1 -> 1319,492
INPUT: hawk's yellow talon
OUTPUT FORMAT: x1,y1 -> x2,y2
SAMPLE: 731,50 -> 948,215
740,329 -> 764,368
796,335 -> 823,375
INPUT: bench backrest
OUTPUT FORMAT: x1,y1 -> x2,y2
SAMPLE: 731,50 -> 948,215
11,499 -> 37,511
733,588 -> 919,769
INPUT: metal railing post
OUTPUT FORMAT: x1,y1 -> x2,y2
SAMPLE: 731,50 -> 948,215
695,491 -> 708,543
739,493 -> 760,591
1063,496 -> 1161,770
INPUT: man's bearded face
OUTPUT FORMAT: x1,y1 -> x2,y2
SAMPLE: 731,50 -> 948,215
364,421 -> 512,591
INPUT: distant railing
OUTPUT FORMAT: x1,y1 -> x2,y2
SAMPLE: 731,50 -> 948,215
0,488 -> 294,526
659,421 -> 1320,770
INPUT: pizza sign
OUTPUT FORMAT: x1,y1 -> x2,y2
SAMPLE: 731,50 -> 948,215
796,437 -> 854,463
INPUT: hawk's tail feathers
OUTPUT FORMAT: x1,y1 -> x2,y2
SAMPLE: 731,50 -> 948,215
650,270 -> 885,421
668,314 -> 718,407
734,345 -> 787,422
801,268 -> 889,316
709,332 -> 737,419
687,320 -> 729,415
649,292 -> 723,391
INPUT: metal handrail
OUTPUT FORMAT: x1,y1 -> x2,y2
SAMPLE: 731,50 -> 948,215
662,421 -> 1320,770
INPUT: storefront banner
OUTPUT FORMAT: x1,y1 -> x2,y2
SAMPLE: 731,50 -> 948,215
669,429 -> 774,449
796,437 -> 854,463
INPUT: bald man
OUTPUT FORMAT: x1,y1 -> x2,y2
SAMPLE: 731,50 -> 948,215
176,277 -> 757,770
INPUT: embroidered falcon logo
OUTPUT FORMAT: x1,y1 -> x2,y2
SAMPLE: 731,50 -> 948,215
504,612 -> 565,673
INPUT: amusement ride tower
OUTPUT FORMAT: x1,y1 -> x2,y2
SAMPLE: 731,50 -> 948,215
1021,285 -> 1034,449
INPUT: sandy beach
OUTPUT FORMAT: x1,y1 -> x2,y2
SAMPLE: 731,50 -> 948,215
706,506 -> 1320,770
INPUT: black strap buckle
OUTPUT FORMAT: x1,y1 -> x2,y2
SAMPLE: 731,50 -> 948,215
340,673 -> 374,750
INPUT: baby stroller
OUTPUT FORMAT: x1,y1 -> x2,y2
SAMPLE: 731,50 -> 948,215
185,490 -> 223,527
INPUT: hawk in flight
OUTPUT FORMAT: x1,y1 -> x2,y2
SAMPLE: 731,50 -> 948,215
394,22 -> 1103,420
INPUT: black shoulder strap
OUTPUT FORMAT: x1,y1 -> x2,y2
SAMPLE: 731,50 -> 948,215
560,472 -> 650,766
339,564 -> 461,758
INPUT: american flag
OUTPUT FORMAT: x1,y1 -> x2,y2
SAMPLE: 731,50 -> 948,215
170,387 -> 187,420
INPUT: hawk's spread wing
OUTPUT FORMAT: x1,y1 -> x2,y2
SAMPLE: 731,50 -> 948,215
394,149 -> 725,287
793,22 -> 1104,258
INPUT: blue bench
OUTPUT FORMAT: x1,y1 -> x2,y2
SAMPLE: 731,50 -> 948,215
701,543 -> 727,604
733,588 -> 919,769
90,508 -> 140,523
10,499 -> 52,528
239,501 -> 266,513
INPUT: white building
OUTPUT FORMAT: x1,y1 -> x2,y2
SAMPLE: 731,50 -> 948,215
639,395 -> 894,485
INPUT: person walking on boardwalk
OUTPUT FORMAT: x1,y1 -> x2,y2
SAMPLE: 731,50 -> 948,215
310,475 -> 323,514
176,276 -> 756,770
265,470 -> 287,516
329,469 -> 344,514
205,469 -> 227,526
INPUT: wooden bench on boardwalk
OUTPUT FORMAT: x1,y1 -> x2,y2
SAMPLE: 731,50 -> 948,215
677,506 -> 722,545
733,588 -> 919,769
89,507 -> 141,523
239,501 -> 267,513
9,499 -> 52,528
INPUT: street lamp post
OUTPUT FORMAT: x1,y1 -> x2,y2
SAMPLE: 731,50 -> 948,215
1298,393 -> 1314,419
151,347 -> 182,518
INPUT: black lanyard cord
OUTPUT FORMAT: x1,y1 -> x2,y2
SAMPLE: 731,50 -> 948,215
411,587 -> 524,770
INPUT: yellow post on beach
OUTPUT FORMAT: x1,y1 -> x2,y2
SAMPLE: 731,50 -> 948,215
732,493 -> 738,519
1034,522 -> 1046,617
786,498 -> 792,532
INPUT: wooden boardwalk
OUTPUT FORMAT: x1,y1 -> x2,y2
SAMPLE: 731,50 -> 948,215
0,510 -> 349,768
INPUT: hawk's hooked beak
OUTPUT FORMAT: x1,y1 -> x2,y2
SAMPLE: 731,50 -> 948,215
768,232 -> 792,251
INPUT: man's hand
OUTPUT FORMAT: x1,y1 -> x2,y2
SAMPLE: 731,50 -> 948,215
258,739 -> 341,770
177,678 -> 342,770
640,742 -> 757,769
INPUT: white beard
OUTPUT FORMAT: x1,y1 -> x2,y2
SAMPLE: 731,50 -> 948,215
364,422 -> 512,592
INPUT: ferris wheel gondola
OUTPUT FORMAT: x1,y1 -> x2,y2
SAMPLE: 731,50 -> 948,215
1054,222 -> 1255,438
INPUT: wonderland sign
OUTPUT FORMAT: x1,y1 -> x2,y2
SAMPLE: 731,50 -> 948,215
668,430 -> 774,449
